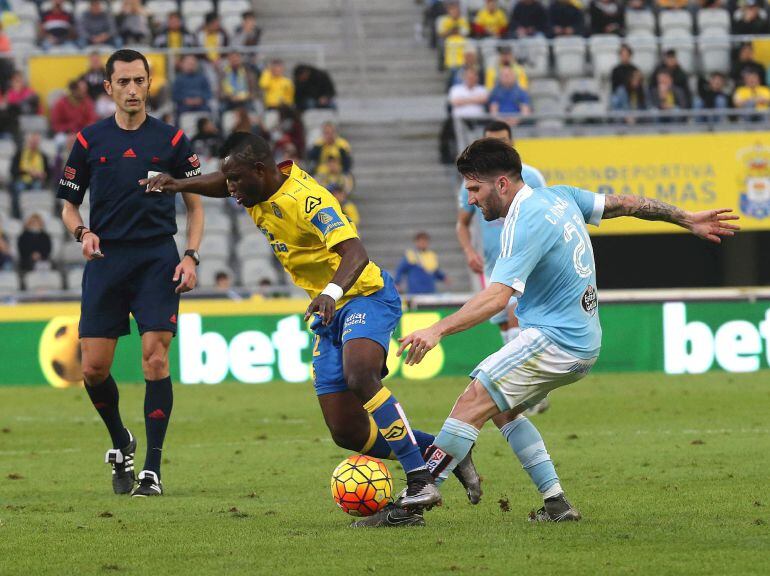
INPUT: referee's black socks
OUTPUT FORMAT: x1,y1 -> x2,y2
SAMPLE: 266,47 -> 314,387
143,376 -> 174,477
85,374 -> 130,450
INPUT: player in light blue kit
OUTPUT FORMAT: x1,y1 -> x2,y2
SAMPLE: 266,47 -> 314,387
399,138 -> 739,522
456,121 -> 545,344
456,121 -> 550,418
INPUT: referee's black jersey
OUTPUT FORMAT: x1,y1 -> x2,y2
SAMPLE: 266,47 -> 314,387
57,115 -> 202,242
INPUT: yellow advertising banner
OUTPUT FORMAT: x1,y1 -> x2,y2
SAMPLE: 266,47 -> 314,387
519,132 -> 770,235
28,53 -> 168,113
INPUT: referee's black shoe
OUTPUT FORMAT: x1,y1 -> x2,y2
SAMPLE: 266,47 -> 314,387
104,429 -> 136,495
350,504 -> 425,528
131,470 -> 163,497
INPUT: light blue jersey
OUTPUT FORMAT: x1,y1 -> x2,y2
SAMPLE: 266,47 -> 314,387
489,185 -> 605,359
458,164 -> 546,277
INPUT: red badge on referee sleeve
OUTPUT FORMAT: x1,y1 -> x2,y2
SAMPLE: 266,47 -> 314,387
188,154 -> 200,168
64,166 -> 76,180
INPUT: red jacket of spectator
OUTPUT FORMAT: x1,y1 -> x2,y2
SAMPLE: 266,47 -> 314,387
50,94 -> 97,134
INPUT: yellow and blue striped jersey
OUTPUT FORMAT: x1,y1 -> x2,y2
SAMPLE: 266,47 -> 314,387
245,161 -> 383,306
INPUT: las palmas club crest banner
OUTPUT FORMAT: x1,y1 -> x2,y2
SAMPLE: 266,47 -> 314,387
519,132 -> 770,235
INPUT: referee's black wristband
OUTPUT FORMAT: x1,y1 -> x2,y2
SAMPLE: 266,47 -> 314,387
74,226 -> 88,242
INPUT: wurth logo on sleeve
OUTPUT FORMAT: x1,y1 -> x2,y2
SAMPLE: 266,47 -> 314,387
64,166 -> 76,180
188,154 -> 200,168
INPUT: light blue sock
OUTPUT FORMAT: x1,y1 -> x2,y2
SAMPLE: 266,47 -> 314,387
500,416 -> 561,496
425,418 -> 479,486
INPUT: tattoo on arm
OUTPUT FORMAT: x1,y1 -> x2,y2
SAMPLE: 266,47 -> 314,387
603,195 -> 689,226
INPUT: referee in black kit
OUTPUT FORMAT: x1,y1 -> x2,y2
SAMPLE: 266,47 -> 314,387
58,49 -> 205,497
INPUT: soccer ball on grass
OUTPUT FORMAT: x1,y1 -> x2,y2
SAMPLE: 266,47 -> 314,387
331,455 -> 393,516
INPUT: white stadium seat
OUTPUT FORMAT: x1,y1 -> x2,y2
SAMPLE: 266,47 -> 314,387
25,270 -> 63,292
626,31 -> 658,76
199,233 -> 231,261
181,0 -> 215,18
66,267 -> 84,291
699,34 -> 731,75
235,234 -> 273,261
517,36 -> 549,79
240,257 -> 280,286
553,36 -> 586,78
697,8 -> 730,35
219,0 -> 251,16
0,271 -> 19,296
589,34 -> 621,80
625,9 -> 655,35
659,10 -> 693,37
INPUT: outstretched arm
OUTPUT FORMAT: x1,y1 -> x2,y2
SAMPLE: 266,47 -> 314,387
602,195 -> 740,244
397,282 -> 513,365
141,171 -> 230,198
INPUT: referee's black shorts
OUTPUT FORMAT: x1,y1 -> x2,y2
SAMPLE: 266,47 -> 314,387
79,236 -> 181,338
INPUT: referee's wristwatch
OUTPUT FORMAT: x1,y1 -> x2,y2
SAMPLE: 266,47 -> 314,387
183,249 -> 200,266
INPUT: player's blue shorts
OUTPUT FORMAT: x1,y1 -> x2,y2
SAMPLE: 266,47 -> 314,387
311,271 -> 402,396
79,236 -> 181,338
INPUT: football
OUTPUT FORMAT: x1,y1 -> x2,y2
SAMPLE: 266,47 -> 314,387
38,316 -> 83,389
330,455 -> 393,516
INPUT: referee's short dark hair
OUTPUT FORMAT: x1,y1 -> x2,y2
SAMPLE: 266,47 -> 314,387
220,131 -> 273,164
483,120 -> 512,138
456,138 -> 522,182
105,49 -> 150,81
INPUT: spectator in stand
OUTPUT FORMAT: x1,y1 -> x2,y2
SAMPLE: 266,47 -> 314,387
191,117 -> 223,160
0,92 -> 20,140
442,26 -> 469,74
733,69 -> 770,120
696,72 -> 731,121
11,132 -> 49,217
509,0 -> 549,38
329,184 -> 360,226
447,47 -> 479,87
650,70 -> 688,121
293,64 -> 337,110
732,0 -> 770,34
437,2 -> 470,71
0,21 -> 11,53
116,0 -> 151,45
198,12 -> 229,62
449,67 -> 488,119
488,67 -> 532,124
77,0 -> 118,47
651,49 -> 692,108
51,79 -> 97,135
308,122 -> 351,175
316,156 -> 353,196
485,46 -> 529,91
590,0 -> 624,35
80,52 -> 106,101
220,51 -> 256,111
215,271 -> 231,290
232,11 -> 261,48
698,73 -> 731,108
259,59 -> 294,109
473,0 -> 509,38
17,213 -> 52,273
94,92 -> 116,119
172,54 -> 211,115
611,69 -> 649,123
550,0 -> 586,37
153,11 -> 197,49
39,0 -> 75,48
274,105 -> 306,159
395,232 -> 448,295
0,227 -> 12,271
5,72 -> 40,116
438,1 -> 470,39
230,106 -> 271,141
611,44 -> 639,92
731,43 -> 767,87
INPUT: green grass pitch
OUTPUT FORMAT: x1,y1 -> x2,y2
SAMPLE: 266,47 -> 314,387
1,372 -> 769,575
